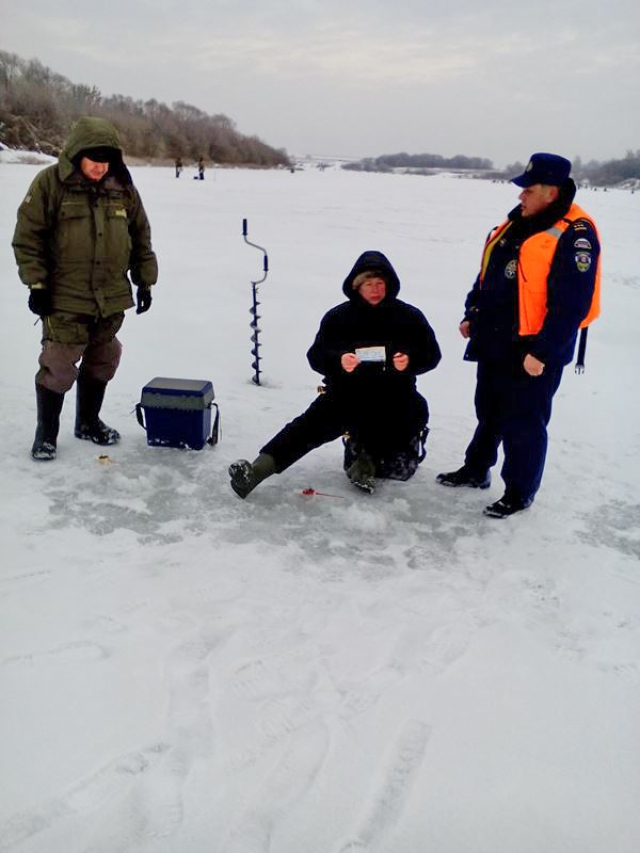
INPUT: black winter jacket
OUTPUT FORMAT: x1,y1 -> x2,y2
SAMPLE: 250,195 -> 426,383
307,251 -> 441,399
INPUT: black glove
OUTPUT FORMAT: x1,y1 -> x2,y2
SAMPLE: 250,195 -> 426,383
28,288 -> 53,316
136,286 -> 152,314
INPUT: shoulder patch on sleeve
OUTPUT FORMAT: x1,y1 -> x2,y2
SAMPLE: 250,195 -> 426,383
575,252 -> 592,272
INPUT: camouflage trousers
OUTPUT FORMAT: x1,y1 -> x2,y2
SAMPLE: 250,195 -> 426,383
36,312 -> 124,394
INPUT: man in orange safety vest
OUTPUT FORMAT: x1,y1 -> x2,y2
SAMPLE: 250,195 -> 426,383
437,152 -> 600,518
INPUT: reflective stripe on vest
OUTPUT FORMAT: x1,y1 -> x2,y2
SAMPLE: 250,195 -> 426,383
480,203 -> 601,336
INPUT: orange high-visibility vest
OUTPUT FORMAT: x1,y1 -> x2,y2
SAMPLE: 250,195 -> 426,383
479,203 -> 601,336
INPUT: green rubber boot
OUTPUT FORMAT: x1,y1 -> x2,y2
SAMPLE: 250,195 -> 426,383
229,453 -> 276,499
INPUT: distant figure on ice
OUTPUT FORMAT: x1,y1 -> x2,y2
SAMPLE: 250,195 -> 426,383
175,156 -> 183,178
229,251 -> 441,498
12,116 -> 158,461
436,152 -> 601,518
197,157 -> 205,180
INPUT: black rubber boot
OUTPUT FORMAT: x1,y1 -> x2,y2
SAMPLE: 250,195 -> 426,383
229,453 -> 276,498
74,376 -> 120,445
32,384 -> 65,461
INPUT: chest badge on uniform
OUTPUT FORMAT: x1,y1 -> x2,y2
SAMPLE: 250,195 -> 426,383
504,259 -> 518,279
575,252 -> 592,272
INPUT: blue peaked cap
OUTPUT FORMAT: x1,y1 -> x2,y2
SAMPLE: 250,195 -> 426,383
511,153 -> 572,187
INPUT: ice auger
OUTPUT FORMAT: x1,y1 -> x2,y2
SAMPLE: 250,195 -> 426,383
242,218 -> 269,385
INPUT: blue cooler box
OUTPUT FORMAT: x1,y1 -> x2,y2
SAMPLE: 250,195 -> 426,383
136,377 -> 219,449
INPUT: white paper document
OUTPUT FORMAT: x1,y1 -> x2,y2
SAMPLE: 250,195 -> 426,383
355,346 -> 386,363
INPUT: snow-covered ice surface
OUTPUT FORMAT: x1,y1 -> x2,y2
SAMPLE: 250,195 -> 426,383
1,157 -> 639,853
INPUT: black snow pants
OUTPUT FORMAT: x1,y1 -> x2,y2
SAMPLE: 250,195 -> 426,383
260,388 -> 428,473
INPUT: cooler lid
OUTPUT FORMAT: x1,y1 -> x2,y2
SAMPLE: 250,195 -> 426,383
141,377 -> 214,409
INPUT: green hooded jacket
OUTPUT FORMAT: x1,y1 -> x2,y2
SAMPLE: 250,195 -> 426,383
12,116 -> 158,317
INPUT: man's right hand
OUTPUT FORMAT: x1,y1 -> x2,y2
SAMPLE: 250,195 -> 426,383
28,288 -> 53,316
341,353 -> 360,373
459,320 -> 471,339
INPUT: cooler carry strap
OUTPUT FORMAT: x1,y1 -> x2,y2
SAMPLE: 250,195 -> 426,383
135,403 -> 147,431
208,403 -> 221,445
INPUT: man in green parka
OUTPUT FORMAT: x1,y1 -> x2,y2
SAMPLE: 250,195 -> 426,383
12,116 -> 158,460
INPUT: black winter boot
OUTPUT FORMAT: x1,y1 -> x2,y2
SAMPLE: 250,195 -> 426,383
32,384 -> 65,461
229,453 -> 276,499
436,466 -> 491,489
483,493 -> 533,519
74,376 -> 120,445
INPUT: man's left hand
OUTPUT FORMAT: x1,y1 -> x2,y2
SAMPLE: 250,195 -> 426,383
28,288 -> 53,316
392,352 -> 409,371
136,286 -> 152,314
523,354 -> 545,376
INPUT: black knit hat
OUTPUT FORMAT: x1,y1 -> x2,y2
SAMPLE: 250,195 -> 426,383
76,146 -> 116,163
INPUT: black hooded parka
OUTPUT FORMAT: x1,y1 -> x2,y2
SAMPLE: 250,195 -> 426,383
307,250 -> 441,395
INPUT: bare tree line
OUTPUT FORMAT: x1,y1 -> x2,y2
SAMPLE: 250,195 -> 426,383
505,153 -> 640,188
0,50 -> 290,167
344,152 -> 494,173
346,150 -> 640,188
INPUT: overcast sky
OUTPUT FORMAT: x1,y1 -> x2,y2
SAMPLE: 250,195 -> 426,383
3,0 -> 639,166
